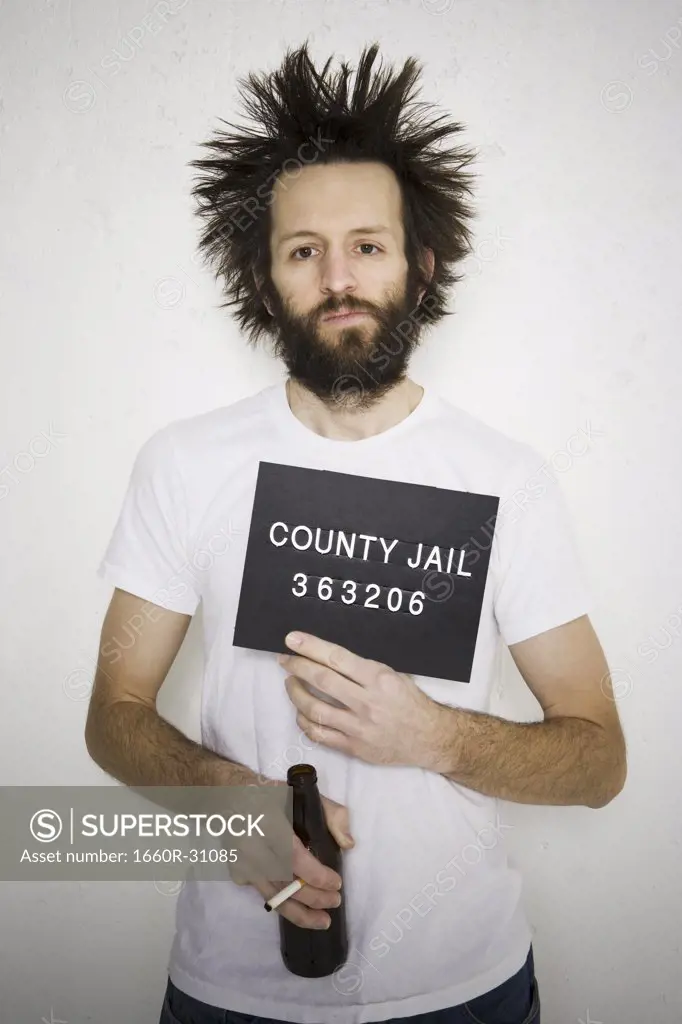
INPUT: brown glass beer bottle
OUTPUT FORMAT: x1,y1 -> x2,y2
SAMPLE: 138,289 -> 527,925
279,763 -> 349,977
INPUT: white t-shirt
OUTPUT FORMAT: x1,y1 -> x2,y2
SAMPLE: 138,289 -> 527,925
97,380 -> 593,1023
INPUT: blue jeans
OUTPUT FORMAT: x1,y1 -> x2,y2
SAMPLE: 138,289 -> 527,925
158,944 -> 540,1023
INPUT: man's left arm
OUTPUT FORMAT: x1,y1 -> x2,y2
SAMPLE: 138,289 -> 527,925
279,613 -> 628,810
425,613 -> 628,809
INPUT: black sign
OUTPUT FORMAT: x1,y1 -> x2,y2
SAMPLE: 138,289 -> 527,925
232,463 -> 499,683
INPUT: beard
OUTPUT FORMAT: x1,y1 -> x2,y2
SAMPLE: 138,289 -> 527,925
263,263 -> 427,411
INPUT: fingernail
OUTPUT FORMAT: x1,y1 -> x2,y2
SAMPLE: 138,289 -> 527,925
343,834 -> 354,847
285,632 -> 304,647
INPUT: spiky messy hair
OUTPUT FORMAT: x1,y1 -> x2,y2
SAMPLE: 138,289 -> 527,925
188,40 -> 478,348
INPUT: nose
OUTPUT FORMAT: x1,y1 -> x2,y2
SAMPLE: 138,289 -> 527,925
318,249 -> 358,299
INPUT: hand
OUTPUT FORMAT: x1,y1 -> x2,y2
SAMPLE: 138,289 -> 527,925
238,792 -> 354,931
278,632 -> 446,769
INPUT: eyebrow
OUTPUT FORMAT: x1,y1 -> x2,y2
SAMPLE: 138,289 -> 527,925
277,225 -> 392,246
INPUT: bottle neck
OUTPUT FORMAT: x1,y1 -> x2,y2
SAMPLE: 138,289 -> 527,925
291,780 -> 326,848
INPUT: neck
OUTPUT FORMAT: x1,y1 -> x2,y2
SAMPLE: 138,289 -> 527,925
285,377 -> 424,442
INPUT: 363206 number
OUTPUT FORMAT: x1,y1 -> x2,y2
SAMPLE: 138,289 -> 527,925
291,572 -> 425,615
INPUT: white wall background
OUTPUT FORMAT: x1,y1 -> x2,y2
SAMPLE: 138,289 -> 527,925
1,0 -> 681,1021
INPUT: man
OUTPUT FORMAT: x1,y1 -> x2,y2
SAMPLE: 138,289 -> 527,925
87,41 -> 627,1024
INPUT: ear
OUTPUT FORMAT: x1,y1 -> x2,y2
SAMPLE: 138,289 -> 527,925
253,270 -> 273,317
422,248 -> 435,283
417,248 -> 435,303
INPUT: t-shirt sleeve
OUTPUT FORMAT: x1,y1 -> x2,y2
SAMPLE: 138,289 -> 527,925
97,427 -> 200,615
492,446 -> 594,646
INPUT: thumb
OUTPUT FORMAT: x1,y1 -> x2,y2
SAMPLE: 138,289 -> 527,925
321,796 -> 355,849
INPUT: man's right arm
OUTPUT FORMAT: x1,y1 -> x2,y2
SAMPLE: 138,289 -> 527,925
84,588 -> 260,790
84,587 -> 345,924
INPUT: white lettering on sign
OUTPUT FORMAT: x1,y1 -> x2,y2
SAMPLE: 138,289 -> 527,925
268,522 -> 469,575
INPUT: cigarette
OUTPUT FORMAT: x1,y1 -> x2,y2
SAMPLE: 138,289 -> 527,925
264,877 -> 306,912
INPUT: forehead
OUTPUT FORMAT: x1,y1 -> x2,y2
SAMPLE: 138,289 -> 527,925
270,161 -> 404,244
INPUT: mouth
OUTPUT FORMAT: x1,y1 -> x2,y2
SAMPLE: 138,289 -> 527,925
323,311 -> 371,324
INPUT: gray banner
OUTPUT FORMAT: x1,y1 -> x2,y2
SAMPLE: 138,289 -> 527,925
0,786 -> 294,882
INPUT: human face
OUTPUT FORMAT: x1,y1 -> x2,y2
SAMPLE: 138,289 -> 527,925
265,161 -> 431,408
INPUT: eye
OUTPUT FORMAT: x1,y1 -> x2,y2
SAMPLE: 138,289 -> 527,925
291,246 -> 318,260
290,243 -> 383,260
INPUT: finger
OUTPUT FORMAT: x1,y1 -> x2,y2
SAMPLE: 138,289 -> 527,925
283,633 -> 379,688
292,834 -> 342,891
295,711 -> 352,757
289,878 -> 343,910
281,661 -> 365,714
262,879 -> 342,910
321,797 -> 355,850
279,899 -> 333,931
262,798 -> 301,870
228,804 -> 295,885
285,675 -> 362,731
256,878 -> 337,929
292,885 -> 343,910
